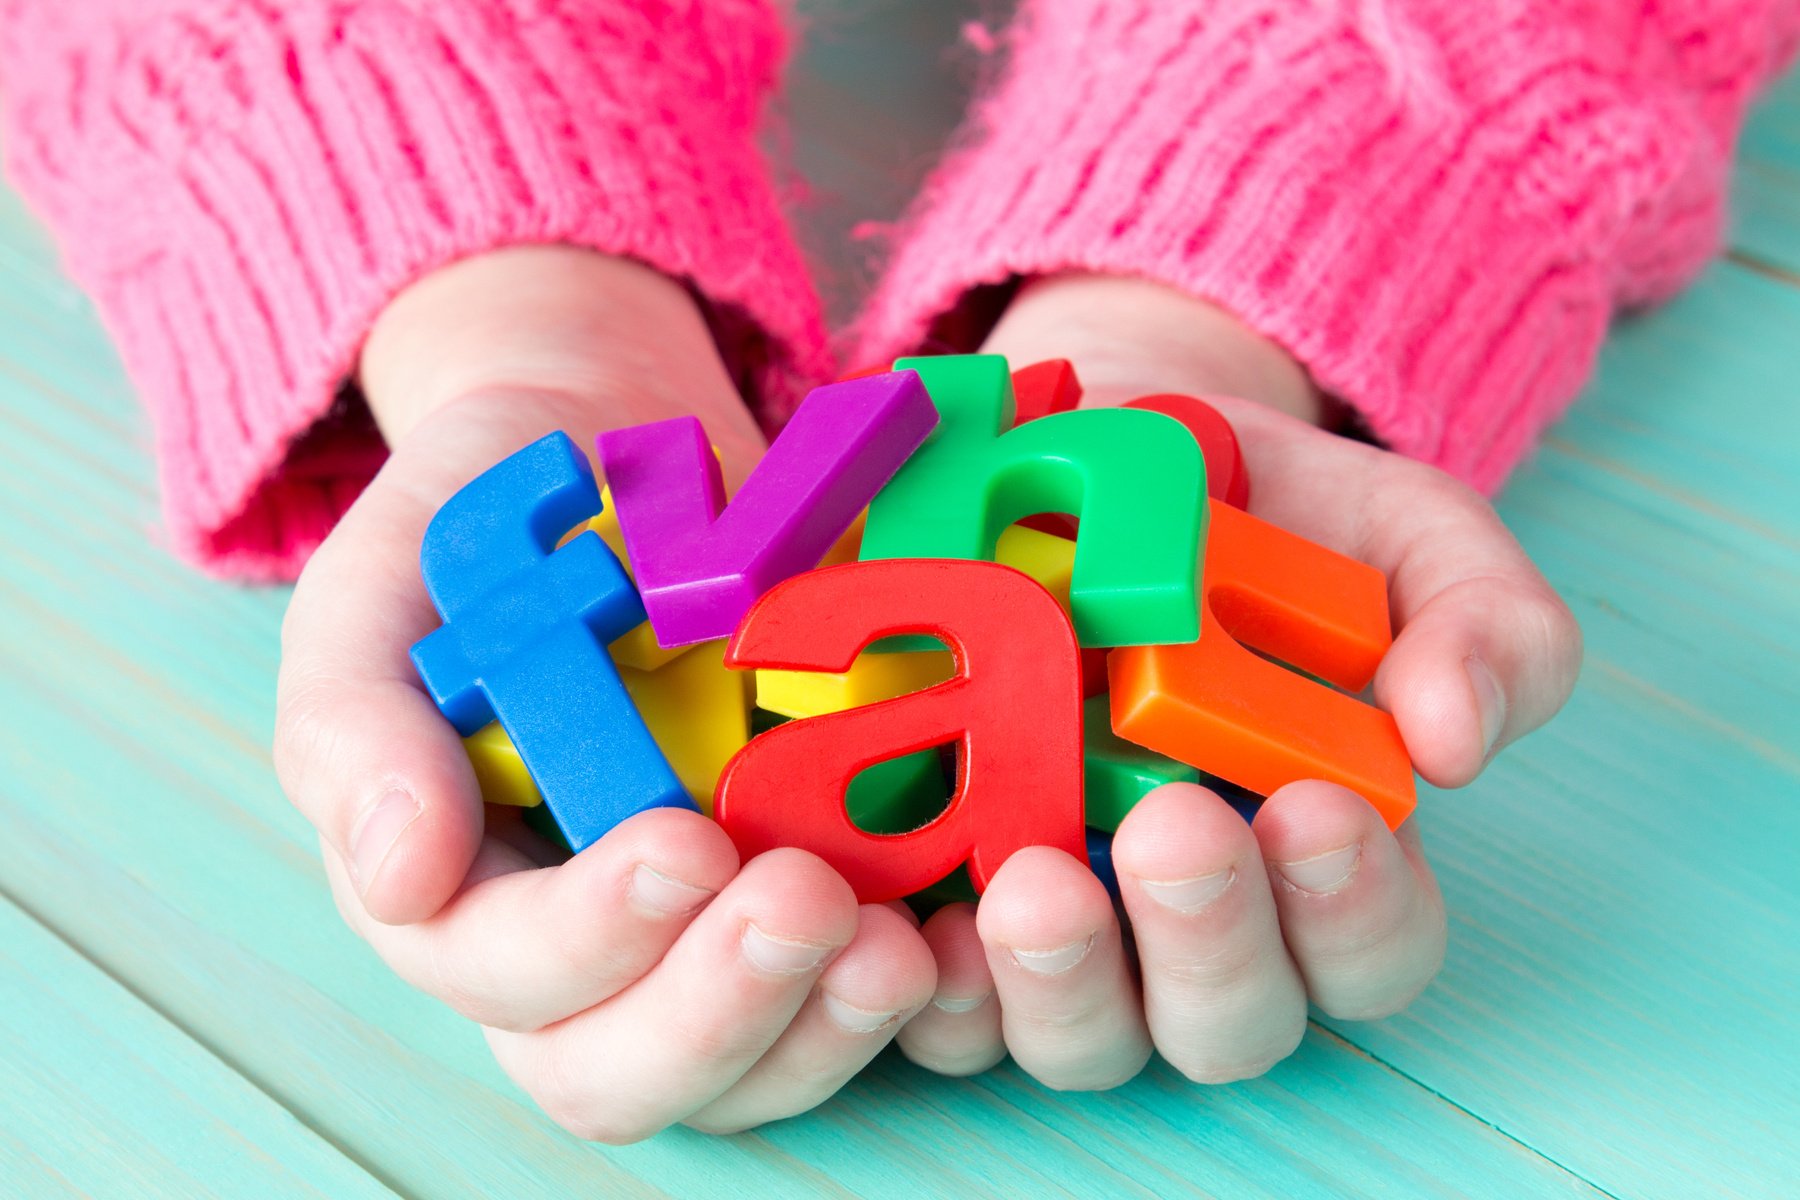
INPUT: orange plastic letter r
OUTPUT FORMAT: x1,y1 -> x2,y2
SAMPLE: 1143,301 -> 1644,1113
1109,500 -> 1417,829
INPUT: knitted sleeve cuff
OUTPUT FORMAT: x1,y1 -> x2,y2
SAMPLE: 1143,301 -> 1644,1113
0,0 -> 828,579
855,0 -> 1800,494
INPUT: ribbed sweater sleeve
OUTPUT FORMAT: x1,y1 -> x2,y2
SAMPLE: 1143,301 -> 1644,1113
0,0 -> 828,579
857,0 -> 1800,494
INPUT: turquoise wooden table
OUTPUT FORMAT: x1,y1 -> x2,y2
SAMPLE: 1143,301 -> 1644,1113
3,6 -> 1797,1197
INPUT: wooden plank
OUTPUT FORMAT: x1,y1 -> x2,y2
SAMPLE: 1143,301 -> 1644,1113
0,182 -> 1596,1197
1734,65 -> 1800,274
1312,260 -> 1800,1200
0,892 -> 394,1199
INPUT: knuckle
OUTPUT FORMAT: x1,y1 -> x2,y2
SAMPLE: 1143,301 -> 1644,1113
1314,953 -> 1443,1022
1310,889 -> 1447,972
898,1035 -> 1006,1079
1307,909 -> 1446,1020
670,1012 -> 759,1069
1318,992 -> 1411,1022
422,935 -> 506,1025
271,675 -> 335,797
527,1055 -> 661,1145
272,667 -> 374,818
1402,462 -> 1486,521
1528,587 -> 1584,676
1010,989 -> 1113,1035
537,916 -> 642,1008
1154,939 -> 1267,993
1487,575 -> 1583,676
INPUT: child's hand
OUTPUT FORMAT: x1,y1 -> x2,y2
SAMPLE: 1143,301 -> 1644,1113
894,273 -> 1582,1088
272,247 -> 936,1140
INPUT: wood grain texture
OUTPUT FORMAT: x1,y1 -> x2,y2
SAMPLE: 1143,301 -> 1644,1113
1315,261 -> 1800,1200
0,893 -> 394,1199
0,4 -> 1796,1195
1735,65 -> 1800,276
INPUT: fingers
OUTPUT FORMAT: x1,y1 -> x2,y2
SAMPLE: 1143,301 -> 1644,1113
896,903 -> 1006,1076
974,848 -> 1152,1091
275,382 -> 679,927
276,249 -> 771,928
271,384 -> 620,927
1202,418 -> 1581,790
485,849 -> 859,1145
275,489 -> 491,925
1201,416 -> 1580,790
274,397 -> 619,926
1253,781 -> 1447,1020
1112,783 -> 1308,1083
1366,480 -> 1584,785
984,282 -> 1579,789
322,807 -> 740,1032
683,904 -> 937,1133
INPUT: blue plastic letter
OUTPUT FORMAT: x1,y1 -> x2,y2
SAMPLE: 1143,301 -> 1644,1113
410,433 -> 694,852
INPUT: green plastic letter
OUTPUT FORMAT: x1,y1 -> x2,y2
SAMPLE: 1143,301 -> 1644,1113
859,355 -> 1207,647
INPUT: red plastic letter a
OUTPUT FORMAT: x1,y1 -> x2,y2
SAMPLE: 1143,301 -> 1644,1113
714,560 -> 1086,902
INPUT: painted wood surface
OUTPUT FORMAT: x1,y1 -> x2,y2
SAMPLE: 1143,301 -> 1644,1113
1737,65 -> 1800,275
0,894 -> 395,1200
0,5 -> 1795,1197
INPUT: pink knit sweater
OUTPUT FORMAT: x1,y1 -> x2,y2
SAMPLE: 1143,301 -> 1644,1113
2,1 -> 1795,579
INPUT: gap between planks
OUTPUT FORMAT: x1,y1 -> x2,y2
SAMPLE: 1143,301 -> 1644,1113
1725,249 -> 1800,289
1305,1022 -> 1620,1200
0,873 -> 425,1200
0,842 -> 1622,1199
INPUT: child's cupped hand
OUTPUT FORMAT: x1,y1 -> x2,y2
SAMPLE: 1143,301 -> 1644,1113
271,251 -> 1581,1137
273,246 -> 938,1141
889,274 -> 1582,1088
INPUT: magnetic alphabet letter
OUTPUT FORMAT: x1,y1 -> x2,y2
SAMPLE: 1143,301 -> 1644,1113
1122,394 -> 1250,509
410,433 -> 694,853
1110,499 -> 1417,829
714,559 -> 1087,902
598,371 -> 938,648
859,355 -> 1207,647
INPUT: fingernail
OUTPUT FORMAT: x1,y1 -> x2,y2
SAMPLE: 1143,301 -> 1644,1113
1273,844 -> 1362,895
629,864 -> 715,916
822,992 -> 901,1034
931,991 -> 992,1014
1466,653 -> 1507,757
1138,867 -> 1236,913
741,923 -> 833,976
1010,935 -> 1094,975
350,788 -> 421,892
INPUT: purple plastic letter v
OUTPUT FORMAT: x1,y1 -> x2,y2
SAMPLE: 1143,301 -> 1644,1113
597,369 -> 937,648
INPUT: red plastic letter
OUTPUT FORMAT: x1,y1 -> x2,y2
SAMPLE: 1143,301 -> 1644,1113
1009,359 -> 1082,425
714,560 -> 1087,902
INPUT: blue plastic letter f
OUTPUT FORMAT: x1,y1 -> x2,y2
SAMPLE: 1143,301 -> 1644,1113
410,432 -> 695,852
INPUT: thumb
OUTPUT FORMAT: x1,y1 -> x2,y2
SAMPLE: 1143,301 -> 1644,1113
275,247 -> 762,924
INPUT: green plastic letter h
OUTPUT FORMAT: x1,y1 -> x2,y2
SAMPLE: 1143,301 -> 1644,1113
859,355 -> 1207,647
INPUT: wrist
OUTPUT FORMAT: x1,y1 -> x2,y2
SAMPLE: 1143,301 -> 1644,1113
358,246 -> 761,454
981,273 -> 1329,427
